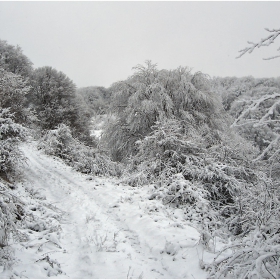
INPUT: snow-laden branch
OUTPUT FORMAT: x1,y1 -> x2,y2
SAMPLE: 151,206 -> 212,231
254,133 -> 280,161
237,28 -> 280,60
231,92 -> 280,128
231,91 -> 280,162
253,98 -> 280,127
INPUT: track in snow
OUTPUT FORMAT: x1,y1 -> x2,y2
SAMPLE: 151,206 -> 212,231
12,142 -> 210,278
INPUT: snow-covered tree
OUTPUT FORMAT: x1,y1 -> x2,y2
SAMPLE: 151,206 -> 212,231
30,66 -> 94,144
76,86 -> 112,116
0,68 -> 32,124
30,66 -> 77,130
103,61 -> 224,161
0,39 -> 33,77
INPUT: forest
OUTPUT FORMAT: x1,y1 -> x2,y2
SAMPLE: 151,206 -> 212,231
0,38 -> 280,278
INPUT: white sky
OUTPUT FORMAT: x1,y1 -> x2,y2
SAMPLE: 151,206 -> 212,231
0,1 -> 279,88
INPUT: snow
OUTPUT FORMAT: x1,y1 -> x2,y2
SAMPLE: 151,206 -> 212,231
0,141 -> 214,278
231,92 -> 280,128
90,129 -> 102,138
90,114 -> 107,138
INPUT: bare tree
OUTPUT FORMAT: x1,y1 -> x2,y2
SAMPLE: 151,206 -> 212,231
237,28 -> 280,60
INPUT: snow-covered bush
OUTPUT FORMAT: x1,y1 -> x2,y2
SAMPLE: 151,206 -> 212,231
37,124 -> 73,161
150,173 -> 215,231
207,230 -> 280,278
205,179 -> 280,278
160,173 -> 208,206
0,177 -> 65,277
124,116 -> 280,279
123,118 -> 257,209
0,109 -> 27,266
0,178 -> 28,272
38,124 -> 121,177
123,118 -> 271,245
0,108 -> 26,181
122,118 -> 205,184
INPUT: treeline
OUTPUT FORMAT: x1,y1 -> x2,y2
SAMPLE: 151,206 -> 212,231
1,40 -> 279,278
0,39 -> 99,146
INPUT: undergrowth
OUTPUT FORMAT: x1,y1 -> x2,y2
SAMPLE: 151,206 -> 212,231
121,119 -> 280,278
0,108 -> 27,181
0,178 -> 65,277
38,124 -> 122,177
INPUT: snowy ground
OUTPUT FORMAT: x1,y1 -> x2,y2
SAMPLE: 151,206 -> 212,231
0,141 -> 216,278
90,115 -> 107,138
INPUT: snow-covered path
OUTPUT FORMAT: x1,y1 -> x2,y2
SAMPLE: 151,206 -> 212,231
8,142 -> 210,278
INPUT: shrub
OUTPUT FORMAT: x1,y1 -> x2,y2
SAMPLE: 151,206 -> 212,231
205,180 -> 280,278
123,119 -> 258,210
122,119 -> 270,252
0,108 -> 26,181
38,124 -> 121,177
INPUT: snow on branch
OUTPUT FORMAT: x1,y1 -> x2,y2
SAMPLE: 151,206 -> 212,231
254,98 -> 280,127
254,133 -> 280,161
237,28 -> 280,60
231,92 -> 280,127
230,91 -> 280,162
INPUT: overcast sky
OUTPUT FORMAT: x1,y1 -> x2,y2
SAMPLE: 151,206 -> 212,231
0,1 -> 279,88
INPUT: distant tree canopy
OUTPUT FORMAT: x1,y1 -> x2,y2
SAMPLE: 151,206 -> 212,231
0,38 -> 96,146
76,86 -> 112,116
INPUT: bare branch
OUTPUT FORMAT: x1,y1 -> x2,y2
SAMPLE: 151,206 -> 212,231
237,28 -> 280,59
263,55 -> 280,60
